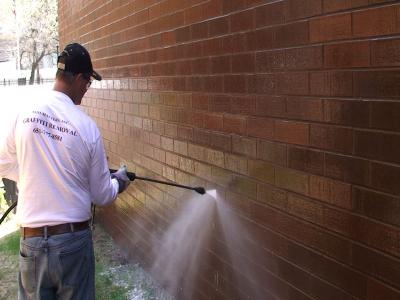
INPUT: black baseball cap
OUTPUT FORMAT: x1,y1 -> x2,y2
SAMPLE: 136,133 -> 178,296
57,43 -> 102,81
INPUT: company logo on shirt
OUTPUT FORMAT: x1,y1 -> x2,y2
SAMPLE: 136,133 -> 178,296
22,111 -> 78,142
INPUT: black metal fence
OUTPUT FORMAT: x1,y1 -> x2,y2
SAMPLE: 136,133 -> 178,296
0,78 -> 55,86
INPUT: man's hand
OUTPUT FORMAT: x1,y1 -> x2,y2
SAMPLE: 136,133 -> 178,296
111,165 -> 131,193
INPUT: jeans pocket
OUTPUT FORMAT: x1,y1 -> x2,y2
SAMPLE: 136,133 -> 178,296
59,242 -> 88,286
19,252 -> 36,293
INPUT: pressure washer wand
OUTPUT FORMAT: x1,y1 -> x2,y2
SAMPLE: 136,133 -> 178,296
109,169 -> 206,195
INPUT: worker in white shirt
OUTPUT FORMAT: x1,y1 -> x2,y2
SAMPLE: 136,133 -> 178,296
0,43 -> 131,300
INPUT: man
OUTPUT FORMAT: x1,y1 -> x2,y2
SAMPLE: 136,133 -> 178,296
0,43 -> 131,299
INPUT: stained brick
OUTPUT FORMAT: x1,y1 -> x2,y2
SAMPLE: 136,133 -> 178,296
355,130 -> 400,164
323,99 -> 369,127
274,120 -> 309,146
310,175 -> 352,209
310,71 -> 353,97
285,0 -> 323,20
248,159 -> 275,184
370,162 -> 400,195
325,154 -> 369,185
232,135 -> 257,158
255,2 -> 285,28
353,5 -> 399,38
310,13 -> 352,42
354,70 -> 400,98
247,117 -> 274,140
257,140 -> 287,166
286,97 -> 323,121
324,41 -> 370,68
285,46 -> 323,70
275,166 -> 309,195
288,147 -> 324,175
371,38 -> 400,67
310,125 -> 353,154
352,186 -> 400,226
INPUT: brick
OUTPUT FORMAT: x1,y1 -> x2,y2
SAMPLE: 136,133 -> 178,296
254,74 -> 277,94
255,2 -> 285,28
247,117 -> 274,139
230,9 -> 254,33
286,97 -> 324,121
211,166 -> 232,187
355,130 -> 400,164
174,140 -> 188,156
257,184 -> 288,209
287,194 -> 324,225
230,176 -> 257,199
177,126 -> 194,141
310,13 -> 352,42
166,152 -> 180,168
322,0 -> 368,13
248,159 -> 275,184
324,99 -> 369,127
209,95 -> 231,113
325,154 -> 369,185
188,143 -> 206,161
204,113 -> 223,131
254,96 -> 286,118
204,148 -> 225,168
310,175 -> 352,209
352,186 -> 400,226
208,16 -> 230,37
275,166 -> 309,195
257,140 -> 287,166
192,94 -> 209,110
285,46 -> 323,70
225,153 -> 248,175
223,114 -> 247,135
161,136 -> 174,151
194,161 -> 212,179
231,53 -> 255,73
211,56 -> 231,74
366,278 -> 400,300
255,50 -> 285,72
209,132 -> 232,151
324,41 -> 370,68
232,135 -> 257,158
275,21 -> 309,48
353,5 -> 399,38
310,125 -> 353,154
371,38 -> 400,67
310,71 -> 353,97
285,0 -> 322,20
277,72 -> 309,95
224,75 -> 248,93
288,147 -> 324,175
370,162 -> 400,195
231,96 -> 256,115
191,22 -> 208,40
274,120 -> 309,146
354,70 -> 400,98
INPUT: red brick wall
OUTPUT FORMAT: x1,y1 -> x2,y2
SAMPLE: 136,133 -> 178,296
59,0 -> 400,299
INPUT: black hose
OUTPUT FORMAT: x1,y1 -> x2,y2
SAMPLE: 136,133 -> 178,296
0,201 -> 17,225
109,169 -> 206,195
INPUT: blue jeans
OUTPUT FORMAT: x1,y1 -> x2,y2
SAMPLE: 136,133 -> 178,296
18,228 -> 94,300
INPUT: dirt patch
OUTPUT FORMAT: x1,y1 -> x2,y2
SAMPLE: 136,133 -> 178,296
0,220 -> 172,300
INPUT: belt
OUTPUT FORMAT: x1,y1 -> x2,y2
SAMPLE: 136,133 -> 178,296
21,220 -> 90,238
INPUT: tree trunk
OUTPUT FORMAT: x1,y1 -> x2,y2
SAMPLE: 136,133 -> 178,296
29,62 -> 37,85
36,66 -> 40,84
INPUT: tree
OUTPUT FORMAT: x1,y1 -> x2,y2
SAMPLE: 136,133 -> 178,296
17,0 -> 58,84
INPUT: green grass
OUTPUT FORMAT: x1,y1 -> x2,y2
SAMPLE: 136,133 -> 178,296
95,263 -> 129,300
0,230 -> 19,254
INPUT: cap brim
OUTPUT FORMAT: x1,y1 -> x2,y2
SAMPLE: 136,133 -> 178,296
92,70 -> 102,81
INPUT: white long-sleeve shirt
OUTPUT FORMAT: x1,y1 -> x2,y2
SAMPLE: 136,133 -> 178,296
0,90 -> 119,227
